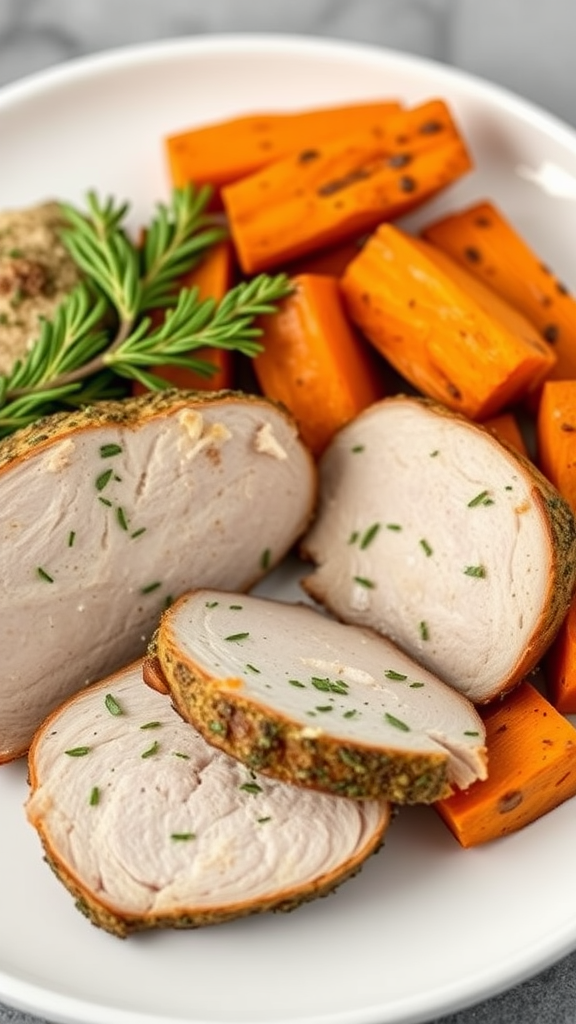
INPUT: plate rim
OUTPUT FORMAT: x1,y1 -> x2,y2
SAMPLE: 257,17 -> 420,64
1,31 -> 576,153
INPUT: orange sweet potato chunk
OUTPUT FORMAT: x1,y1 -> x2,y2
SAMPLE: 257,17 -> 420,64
422,200 -> 576,380
340,225 -> 555,419
536,380 -> 576,515
166,101 -> 402,192
435,681 -> 576,846
254,273 -> 386,455
222,99 -> 472,273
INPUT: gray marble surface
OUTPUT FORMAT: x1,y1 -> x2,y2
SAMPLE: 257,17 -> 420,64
1,2 -> 576,1023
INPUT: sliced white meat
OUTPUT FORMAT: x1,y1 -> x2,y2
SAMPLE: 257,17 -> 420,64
147,588 -> 487,802
26,661 -> 389,937
301,395 -> 576,703
0,390 -> 316,762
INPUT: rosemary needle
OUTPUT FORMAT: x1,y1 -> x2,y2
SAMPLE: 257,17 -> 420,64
0,185 -> 294,437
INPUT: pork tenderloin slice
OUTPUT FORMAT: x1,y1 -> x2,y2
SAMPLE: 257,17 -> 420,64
26,661 -> 389,937
301,395 -> 576,703
149,589 -> 487,802
0,389 -> 316,762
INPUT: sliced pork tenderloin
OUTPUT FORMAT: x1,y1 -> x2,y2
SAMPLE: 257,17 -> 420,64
145,589 -> 487,803
301,395 -> 576,704
0,389 -> 316,762
26,661 -> 389,937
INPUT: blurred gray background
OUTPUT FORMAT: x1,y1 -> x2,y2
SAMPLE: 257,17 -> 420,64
0,0 -> 575,128
1,3 -> 576,1024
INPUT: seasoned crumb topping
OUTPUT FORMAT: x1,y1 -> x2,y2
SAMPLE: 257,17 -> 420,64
0,201 -> 81,376
254,422 -> 288,459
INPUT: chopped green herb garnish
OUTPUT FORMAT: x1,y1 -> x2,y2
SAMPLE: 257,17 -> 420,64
164,594 -> 173,609
89,786 -> 100,806
141,740 -> 160,758
141,581 -> 162,594
171,832 -> 195,841
240,782 -> 263,794
464,565 -> 486,578
409,681 -> 425,688
384,670 -> 407,681
464,730 -> 480,737
315,705 -> 334,712
384,712 -> 410,732
386,523 -> 402,531
130,527 -> 146,539
360,523 -> 381,549
505,485 -> 513,491
246,663 -> 261,674
257,816 -> 272,823
310,676 -> 348,694
351,444 -> 365,453
260,548 -> 271,570
468,490 -> 488,507
419,621 -> 429,641
96,469 -> 113,491
173,751 -> 190,759
289,678 -> 306,688
328,679 -> 349,694
100,443 -> 123,458
209,721 -> 225,734
353,575 -> 375,589
229,604 -> 243,610
116,506 -> 129,530
224,631 -> 250,642
419,538 -> 433,557
430,449 -> 439,457
105,693 -> 123,716
467,490 -> 494,507
311,676 -> 330,691
205,600 -> 219,608
343,709 -> 359,719
98,496 -> 112,507
140,721 -> 162,730
68,531 -> 76,547
65,746 -> 90,757
348,530 -> 359,544
37,567 -> 54,583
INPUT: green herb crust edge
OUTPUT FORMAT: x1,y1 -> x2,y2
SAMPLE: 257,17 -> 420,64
146,642 -> 452,805
36,820 -> 387,938
0,387 -> 290,469
29,665 -> 389,937
425,396 -> 576,694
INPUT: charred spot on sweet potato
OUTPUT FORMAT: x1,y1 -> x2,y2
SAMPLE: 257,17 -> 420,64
543,324 -> 560,344
497,790 -> 524,813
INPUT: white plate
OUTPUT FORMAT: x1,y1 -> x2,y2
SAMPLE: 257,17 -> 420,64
2,33 -> 576,1024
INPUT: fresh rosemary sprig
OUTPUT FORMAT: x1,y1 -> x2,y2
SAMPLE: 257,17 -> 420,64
139,185 -> 222,310
106,273 -> 293,391
0,185 -> 293,437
